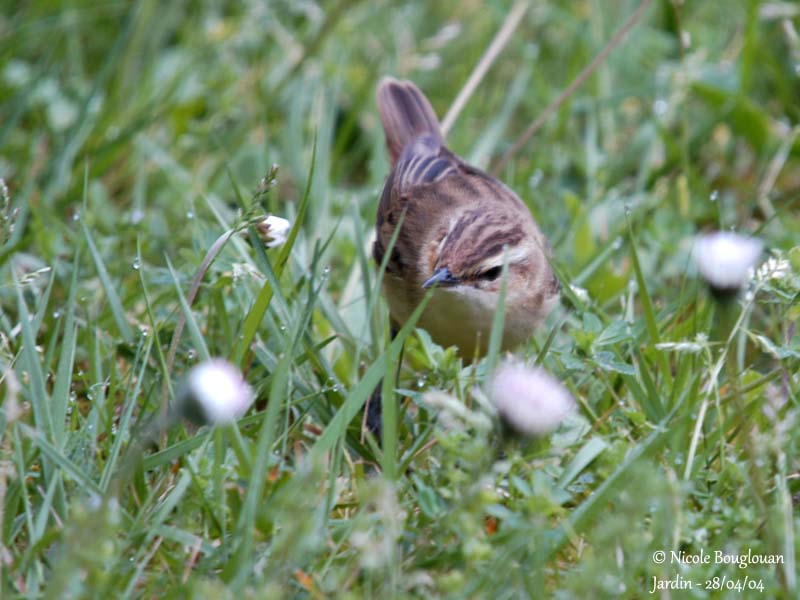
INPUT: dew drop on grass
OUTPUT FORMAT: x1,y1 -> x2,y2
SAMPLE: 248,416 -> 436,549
709,190 -> 719,202
416,378 -> 425,389
130,208 -> 144,224
187,349 -> 196,360
186,210 -> 194,219
72,212 -> 81,222
528,169 -> 543,189
53,311 -> 61,319
612,237 -> 623,250
88,494 -> 102,511
132,258 -> 141,270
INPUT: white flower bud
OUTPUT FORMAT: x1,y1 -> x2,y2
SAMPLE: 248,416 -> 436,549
256,215 -> 291,248
179,359 -> 253,425
489,362 -> 574,436
693,232 -> 763,294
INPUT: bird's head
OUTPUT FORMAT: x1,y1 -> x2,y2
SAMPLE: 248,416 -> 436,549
412,205 -> 559,355
420,207 -> 553,299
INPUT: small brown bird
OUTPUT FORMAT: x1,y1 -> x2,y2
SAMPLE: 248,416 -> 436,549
373,77 -> 559,357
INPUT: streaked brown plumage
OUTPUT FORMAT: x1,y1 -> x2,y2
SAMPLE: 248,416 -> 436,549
374,77 -> 559,357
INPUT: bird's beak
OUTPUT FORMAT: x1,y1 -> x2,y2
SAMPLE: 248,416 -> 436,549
422,267 -> 459,289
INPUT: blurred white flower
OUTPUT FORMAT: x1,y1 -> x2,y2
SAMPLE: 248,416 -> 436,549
256,215 -> 291,248
693,232 -> 763,293
569,284 -> 590,303
489,362 -> 574,436
179,359 -> 253,425
754,255 -> 789,283
424,390 -> 493,432
350,481 -> 405,570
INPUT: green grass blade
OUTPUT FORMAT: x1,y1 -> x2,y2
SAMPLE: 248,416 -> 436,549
13,268 -> 53,441
165,256 -> 211,362
229,240 -> 327,587
380,322 -> 400,480
50,249 -> 81,447
82,220 -> 134,344
556,436 -> 608,489
627,222 -> 671,385
235,133 -> 317,365
311,290 -> 433,459
99,335 -> 153,492
135,238 -> 175,403
18,424 -> 102,496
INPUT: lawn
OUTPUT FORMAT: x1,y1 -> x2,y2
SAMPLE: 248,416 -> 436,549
1,0 -> 799,597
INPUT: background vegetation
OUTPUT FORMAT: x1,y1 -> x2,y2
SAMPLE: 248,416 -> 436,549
1,0 -> 799,597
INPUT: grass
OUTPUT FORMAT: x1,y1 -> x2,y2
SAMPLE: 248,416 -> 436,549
1,0 -> 799,597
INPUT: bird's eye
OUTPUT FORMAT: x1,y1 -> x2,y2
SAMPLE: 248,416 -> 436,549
480,266 -> 502,281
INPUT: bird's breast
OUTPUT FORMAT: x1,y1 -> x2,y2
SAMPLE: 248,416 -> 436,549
381,274 -> 538,357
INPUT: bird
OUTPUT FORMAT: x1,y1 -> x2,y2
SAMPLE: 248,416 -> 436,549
373,77 -> 559,359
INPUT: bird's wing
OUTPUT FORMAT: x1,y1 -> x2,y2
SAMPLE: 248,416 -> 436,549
393,135 -> 460,193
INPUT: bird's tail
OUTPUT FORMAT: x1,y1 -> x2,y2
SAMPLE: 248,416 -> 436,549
377,77 -> 443,165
